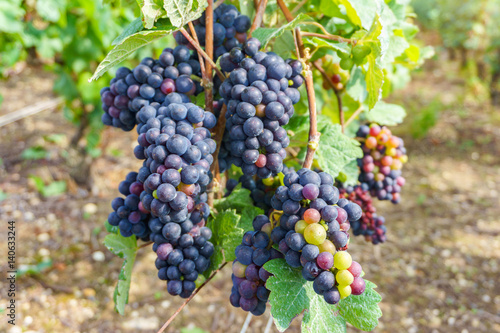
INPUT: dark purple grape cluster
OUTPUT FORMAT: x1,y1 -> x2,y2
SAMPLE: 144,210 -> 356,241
339,185 -> 387,244
131,97 -> 216,228
218,38 -> 303,178
100,46 -> 204,131
154,224 -> 214,298
269,169 -> 363,304
231,215 -> 282,315
174,3 -> 251,60
107,171 -> 152,240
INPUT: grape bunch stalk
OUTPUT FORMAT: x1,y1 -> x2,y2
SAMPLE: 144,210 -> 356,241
356,124 -> 407,204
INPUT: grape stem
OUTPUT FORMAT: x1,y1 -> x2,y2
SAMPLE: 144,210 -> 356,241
178,28 -> 225,82
249,0 -> 269,36
276,0 -> 319,169
155,262 -> 228,333
344,105 -> 364,128
205,0 -> 215,115
138,241 -> 153,249
188,22 -> 207,84
312,61 -> 344,133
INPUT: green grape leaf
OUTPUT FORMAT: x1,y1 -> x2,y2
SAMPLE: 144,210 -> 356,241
213,186 -> 253,213
365,101 -> 406,125
0,0 -> 25,33
273,30 -> 295,59
112,18 -> 144,45
238,0 -> 255,19
362,14 -> 386,109
205,209 -> 245,277
105,220 -> 119,234
104,234 -> 138,315
316,123 -> 363,180
302,294 -> 347,333
90,29 -> 176,82
338,280 -> 382,331
264,259 -> 346,332
332,0 -> 382,30
240,206 -> 264,231
139,0 -> 164,29
345,66 -> 367,103
383,33 -> 409,66
163,0 -> 208,28
337,160 -> 359,186
303,37 -> 351,55
252,13 -> 312,47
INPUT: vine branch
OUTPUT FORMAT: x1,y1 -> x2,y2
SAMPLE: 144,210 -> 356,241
178,28 -> 225,82
188,21 -> 207,82
205,0 -> 215,114
249,0 -> 268,36
156,262 -> 228,333
277,0 -> 319,169
138,241 -> 153,249
312,61 -> 344,133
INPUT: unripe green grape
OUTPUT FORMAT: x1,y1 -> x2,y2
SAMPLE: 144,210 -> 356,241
338,50 -> 351,60
304,223 -> 327,245
352,44 -> 371,60
295,220 -> 308,234
336,269 -> 354,286
339,58 -> 354,71
334,251 -> 352,270
318,239 -> 336,255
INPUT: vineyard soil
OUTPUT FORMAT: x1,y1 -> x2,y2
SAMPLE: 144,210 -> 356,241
0,56 -> 499,332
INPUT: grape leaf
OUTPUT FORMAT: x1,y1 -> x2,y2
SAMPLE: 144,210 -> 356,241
104,234 -> 138,315
264,259 -> 346,332
163,0 -> 208,28
36,0 -> 66,23
252,13 -> 312,47
303,37 -> 351,55
316,123 -> 363,180
112,18 -> 144,45
90,29 -> 175,82
302,294 -> 346,333
205,209 -> 248,277
213,186 -> 254,213
337,160 -> 360,186
365,101 -> 406,125
332,0 -> 383,30
362,15 -> 386,109
345,66 -> 367,103
338,280 -> 382,331
139,0 -> 164,29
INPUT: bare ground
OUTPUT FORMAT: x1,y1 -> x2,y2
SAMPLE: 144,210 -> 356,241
0,58 -> 499,333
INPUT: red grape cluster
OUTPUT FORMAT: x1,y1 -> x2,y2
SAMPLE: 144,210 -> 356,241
339,185 -> 387,244
356,124 -> 407,204
266,169 -> 366,304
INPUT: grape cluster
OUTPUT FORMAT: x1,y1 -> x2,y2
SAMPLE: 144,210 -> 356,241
107,171 -> 152,240
339,185 -> 387,244
269,169 -> 366,304
100,46 -> 204,131
218,38 -> 303,177
356,124 -> 407,204
174,4 -> 251,60
132,98 -> 216,228
154,224 -> 214,298
231,215 -> 283,315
